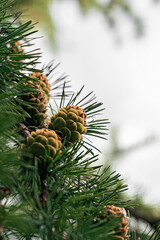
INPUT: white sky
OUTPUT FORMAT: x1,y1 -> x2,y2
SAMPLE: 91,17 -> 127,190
36,0 -> 160,204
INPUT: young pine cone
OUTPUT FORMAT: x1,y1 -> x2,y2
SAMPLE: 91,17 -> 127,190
26,128 -> 62,160
102,205 -> 129,240
29,72 -> 51,100
21,72 -> 51,127
48,105 -> 87,146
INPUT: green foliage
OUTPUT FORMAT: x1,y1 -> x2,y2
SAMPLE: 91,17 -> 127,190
0,0 -> 43,238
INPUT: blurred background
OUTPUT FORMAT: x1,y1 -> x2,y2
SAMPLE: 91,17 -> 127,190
16,0 -> 160,235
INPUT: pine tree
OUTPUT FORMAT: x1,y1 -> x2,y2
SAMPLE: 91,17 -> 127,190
0,0 -> 159,239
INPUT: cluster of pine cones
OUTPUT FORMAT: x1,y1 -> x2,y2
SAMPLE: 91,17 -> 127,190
16,41 -> 129,240
21,70 -> 88,161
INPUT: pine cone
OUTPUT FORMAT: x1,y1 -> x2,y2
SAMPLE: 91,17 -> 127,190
102,205 -> 129,240
26,128 -> 62,160
29,72 -> 51,100
48,105 -> 87,146
21,72 -> 51,127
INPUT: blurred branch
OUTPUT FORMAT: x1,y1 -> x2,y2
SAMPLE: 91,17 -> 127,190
15,0 -> 143,47
127,196 -> 160,229
78,0 -> 143,35
106,126 -> 157,163
129,206 -> 160,228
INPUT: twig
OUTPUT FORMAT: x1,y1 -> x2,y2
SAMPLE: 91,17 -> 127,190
19,123 -> 31,139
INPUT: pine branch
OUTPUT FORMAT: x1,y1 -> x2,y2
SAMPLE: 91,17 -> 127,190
0,1 -> 145,239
